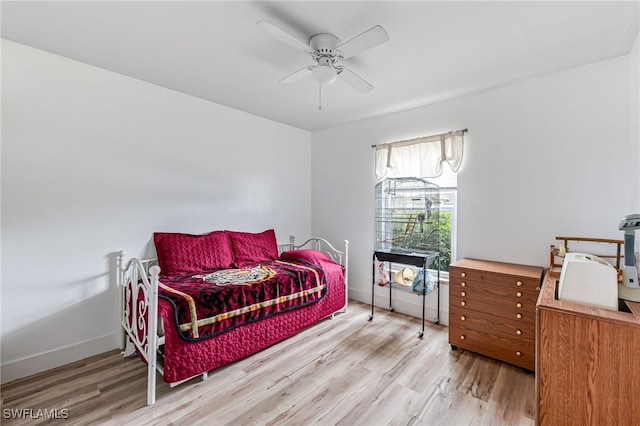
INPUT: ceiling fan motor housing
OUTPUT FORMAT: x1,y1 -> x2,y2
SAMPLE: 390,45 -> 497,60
309,33 -> 339,55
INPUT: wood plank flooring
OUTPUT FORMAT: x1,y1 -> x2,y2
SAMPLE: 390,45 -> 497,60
1,301 -> 535,425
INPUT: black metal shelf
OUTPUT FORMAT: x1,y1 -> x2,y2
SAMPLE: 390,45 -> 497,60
379,281 -> 420,294
369,250 -> 441,338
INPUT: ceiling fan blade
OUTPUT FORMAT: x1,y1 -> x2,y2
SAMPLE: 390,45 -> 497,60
278,66 -> 313,84
338,25 -> 389,59
257,20 -> 309,52
338,67 -> 373,93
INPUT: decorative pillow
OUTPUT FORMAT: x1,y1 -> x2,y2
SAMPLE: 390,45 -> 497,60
280,249 -> 334,265
153,231 -> 233,276
226,229 -> 278,266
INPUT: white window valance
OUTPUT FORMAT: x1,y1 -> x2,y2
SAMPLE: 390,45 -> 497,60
374,129 -> 466,180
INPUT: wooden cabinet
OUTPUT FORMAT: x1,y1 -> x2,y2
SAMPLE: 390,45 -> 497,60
449,258 -> 544,371
536,272 -> 640,425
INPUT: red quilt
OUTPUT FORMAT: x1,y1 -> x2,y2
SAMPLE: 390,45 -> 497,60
158,259 -> 327,341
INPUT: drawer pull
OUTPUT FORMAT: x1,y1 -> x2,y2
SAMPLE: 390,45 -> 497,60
460,335 -> 466,340
461,315 -> 466,321
516,313 -> 523,319
516,351 -> 522,357
536,286 -> 540,291
461,272 -> 466,277
461,282 -> 467,287
516,302 -> 523,308
461,301 -> 466,307
516,281 -> 523,287
516,291 -> 522,297
461,291 -> 466,297
516,329 -> 522,335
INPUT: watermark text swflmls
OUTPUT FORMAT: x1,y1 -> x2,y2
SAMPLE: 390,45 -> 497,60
3,408 -> 70,420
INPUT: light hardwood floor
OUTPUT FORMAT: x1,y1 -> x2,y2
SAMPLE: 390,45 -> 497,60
1,301 -> 535,425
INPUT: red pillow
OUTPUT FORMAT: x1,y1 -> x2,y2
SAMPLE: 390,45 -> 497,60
280,249 -> 334,265
226,229 -> 278,266
153,231 -> 233,276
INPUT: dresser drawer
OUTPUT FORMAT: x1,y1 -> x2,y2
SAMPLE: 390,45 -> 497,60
449,283 -> 539,311
449,292 -> 535,323
449,305 -> 534,343
449,325 -> 535,370
449,272 -> 540,294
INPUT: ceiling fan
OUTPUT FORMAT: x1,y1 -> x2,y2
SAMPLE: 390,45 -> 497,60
257,20 -> 389,95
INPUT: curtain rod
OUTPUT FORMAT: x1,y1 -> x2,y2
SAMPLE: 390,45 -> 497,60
371,128 -> 468,148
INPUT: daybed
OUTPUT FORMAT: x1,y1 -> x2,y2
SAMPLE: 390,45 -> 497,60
117,229 -> 348,405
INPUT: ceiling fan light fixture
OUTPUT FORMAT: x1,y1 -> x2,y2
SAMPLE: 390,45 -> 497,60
312,64 -> 338,85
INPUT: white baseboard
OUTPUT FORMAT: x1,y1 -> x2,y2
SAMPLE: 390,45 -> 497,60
350,284 -> 449,326
1,332 -> 120,384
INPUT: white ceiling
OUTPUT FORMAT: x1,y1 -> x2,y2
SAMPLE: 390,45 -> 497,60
2,1 -> 639,131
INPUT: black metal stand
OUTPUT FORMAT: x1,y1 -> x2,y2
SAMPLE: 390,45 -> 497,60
369,250 -> 440,338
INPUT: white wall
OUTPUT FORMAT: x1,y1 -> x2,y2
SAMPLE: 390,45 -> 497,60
311,54 -> 637,321
632,33 -> 640,237
1,40 -> 312,383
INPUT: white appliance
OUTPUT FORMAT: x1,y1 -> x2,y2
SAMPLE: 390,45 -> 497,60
619,214 -> 640,302
558,252 -> 618,310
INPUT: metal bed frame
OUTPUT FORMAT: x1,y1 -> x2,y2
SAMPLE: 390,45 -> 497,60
117,236 -> 348,405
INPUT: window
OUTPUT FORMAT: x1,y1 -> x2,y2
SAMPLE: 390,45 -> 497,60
374,171 -> 457,274
373,129 -> 465,275
426,166 -> 457,273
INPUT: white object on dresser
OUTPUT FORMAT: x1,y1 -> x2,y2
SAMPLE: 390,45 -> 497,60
558,252 -> 618,310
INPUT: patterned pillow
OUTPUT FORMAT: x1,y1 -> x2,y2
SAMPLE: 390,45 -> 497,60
153,231 -> 233,276
226,229 -> 278,266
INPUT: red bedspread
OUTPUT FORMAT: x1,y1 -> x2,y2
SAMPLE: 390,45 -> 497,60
158,259 -> 327,341
156,250 -> 346,383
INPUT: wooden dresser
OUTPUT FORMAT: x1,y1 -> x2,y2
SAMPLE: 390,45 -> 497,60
536,272 -> 640,425
449,258 -> 544,371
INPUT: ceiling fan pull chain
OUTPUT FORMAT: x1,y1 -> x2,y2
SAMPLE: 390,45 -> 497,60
318,85 -> 322,110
